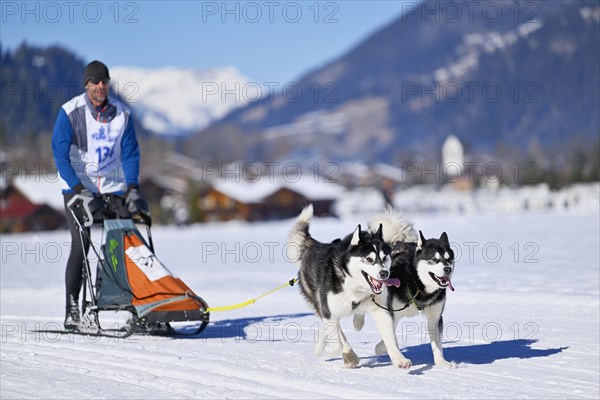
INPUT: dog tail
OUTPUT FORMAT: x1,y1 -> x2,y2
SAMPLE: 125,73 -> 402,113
288,204 -> 315,263
369,205 -> 417,244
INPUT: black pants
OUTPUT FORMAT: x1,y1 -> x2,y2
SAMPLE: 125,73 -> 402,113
63,193 -> 90,309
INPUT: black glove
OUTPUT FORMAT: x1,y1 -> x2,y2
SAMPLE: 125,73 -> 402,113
125,188 -> 142,213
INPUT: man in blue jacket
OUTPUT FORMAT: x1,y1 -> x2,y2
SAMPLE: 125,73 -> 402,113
52,60 -> 142,331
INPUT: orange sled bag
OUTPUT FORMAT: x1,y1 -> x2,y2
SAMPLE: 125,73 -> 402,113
96,220 -> 209,334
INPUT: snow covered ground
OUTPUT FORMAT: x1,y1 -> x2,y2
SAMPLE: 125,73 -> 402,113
1,209 -> 599,399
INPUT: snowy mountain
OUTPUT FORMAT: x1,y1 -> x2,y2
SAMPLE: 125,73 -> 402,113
110,66 -> 251,136
189,0 -> 599,163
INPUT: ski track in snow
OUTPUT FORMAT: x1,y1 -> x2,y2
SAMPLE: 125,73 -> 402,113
1,210 -> 599,399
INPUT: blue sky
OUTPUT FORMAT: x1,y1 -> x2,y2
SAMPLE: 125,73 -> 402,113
2,1 -> 414,83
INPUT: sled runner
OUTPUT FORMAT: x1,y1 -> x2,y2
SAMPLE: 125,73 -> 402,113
51,193 -> 210,338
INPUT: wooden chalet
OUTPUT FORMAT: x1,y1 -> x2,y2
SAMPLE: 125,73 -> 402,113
0,179 -> 65,233
199,176 -> 344,222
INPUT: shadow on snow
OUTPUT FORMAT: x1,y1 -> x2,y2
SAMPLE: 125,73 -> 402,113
359,339 -> 568,372
173,316 -> 568,373
172,313 -> 314,341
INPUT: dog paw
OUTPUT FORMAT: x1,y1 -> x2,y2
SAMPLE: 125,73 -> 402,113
375,340 -> 387,355
392,357 -> 412,369
434,360 -> 456,369
353,314 -> 365,331
343,350 -> 360,369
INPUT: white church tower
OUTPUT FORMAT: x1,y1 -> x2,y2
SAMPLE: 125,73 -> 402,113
442,135 -> 464,178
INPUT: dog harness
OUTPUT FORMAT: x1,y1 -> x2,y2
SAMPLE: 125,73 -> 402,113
371,288 -> 423,313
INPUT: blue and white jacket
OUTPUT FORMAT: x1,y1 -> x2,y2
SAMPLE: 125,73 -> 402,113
52,93 -> 140,194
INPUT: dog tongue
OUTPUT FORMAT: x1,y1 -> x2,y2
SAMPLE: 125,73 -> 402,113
375,277 -> 401,288
447,279 -> 455,292
439,276 -> 455,292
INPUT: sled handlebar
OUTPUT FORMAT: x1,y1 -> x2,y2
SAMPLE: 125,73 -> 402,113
68,193 -> 152,228
67,193 -> 98,228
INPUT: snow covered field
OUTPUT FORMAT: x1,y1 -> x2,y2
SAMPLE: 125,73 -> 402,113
1,209 -> 599,399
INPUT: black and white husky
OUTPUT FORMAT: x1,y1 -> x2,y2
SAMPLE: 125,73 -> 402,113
353,208 -> 456,368
288,204 -> 401,368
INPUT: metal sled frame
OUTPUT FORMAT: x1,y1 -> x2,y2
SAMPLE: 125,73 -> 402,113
65,193 -> 209,338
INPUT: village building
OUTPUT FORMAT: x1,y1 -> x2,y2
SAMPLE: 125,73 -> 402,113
0,174 -> 65,233
199,175 -> 345,222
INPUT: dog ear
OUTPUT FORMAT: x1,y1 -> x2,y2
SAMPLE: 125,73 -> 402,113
375,223 -> 383,239
417,230 -> 426,251
350,224 -> 361,247
439,232 -> 449,244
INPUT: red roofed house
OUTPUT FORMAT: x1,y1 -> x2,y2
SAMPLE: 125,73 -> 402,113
0,176 -> 65,233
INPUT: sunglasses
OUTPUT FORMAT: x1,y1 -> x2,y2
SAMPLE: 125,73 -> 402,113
87,77 -> 110,85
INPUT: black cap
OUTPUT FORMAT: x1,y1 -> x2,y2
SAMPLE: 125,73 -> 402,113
83,60 -> 110,85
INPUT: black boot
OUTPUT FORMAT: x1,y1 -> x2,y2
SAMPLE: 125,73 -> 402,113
64,295 -> 81,331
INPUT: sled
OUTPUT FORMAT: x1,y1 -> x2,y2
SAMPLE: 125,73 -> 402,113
58,192 -> 209,338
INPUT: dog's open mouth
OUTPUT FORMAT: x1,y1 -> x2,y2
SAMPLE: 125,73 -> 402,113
429,272 -> 455,291
361,271 -> 401,294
